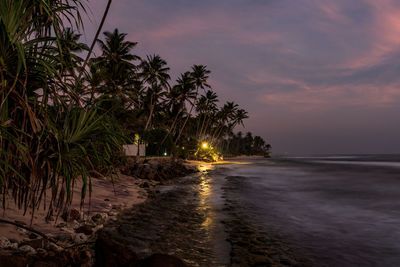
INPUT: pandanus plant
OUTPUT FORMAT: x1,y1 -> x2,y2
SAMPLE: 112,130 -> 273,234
0,0 -> 125,222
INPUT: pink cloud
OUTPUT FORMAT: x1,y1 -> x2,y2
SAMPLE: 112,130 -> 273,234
258,82 -> 400,111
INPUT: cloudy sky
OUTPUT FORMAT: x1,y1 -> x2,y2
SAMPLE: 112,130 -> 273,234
82,0 -> 400,155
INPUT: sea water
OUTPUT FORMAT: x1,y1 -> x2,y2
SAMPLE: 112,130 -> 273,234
218,155 -> 400,266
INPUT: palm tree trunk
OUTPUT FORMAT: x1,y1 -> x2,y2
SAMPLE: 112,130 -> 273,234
161,102 -> 184,145
175,92 -> 197,143
175,112 -> 190,143
77,0 -> 112,81
198,112 -> 208,139
144,95 -> 154,131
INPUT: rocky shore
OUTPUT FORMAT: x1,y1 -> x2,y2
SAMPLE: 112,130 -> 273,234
0,158 -> 196,267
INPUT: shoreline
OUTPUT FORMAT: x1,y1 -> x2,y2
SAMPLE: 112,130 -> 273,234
0,158 -> 196,266
0,158 -> 311,266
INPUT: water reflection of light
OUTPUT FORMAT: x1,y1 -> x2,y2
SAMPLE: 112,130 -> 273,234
198,167 -> 213,228
199,176 -> 211,207
198,165 -> 209,172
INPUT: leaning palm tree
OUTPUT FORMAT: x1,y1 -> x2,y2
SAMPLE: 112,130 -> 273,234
197,90 -> 218,139
175,65 -> 211,142
139,55 -> 170,131
211,101 -> 239,142
168,72 -> 196,143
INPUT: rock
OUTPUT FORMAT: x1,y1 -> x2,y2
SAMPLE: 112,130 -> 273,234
140,182 -> 150,188
66,220 -> 80,229
112,204 -> 122,211
95,230 -> 138,267
8,242 -> 18,249
60,227 -> 75,234
104,198 -> 110,201
9,238 -> 18,244
19,245 -> 36,255
56,222 -> 67,228
16,227 -> 27,234
46,242 -> 63,252
108,211 -> 118,217
20,238 -> 47,249
75,225 -> 94,235
0,236 -> 11,249
62,208 -> 81,222
28,233 -> 38,239
14,220 -> 27,226
53,232 -> 73,242
36,248 -> 48,256
92,213 -> 107,225
74,233 -> 88,244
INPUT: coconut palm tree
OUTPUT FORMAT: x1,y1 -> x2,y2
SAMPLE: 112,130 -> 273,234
175,65 -> 211,142
95,28 -> 140,96
139,55 -> 170,131
197,90 -> 218,139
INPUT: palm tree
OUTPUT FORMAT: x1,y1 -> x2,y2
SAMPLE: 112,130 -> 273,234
171,72 -> 196,142
58,28 -> 89,78
175,65 -> 211,142
197,90 -> 218,139
139,55 -> 170,131
211,101 -> 239,142
95,28 -> 140,96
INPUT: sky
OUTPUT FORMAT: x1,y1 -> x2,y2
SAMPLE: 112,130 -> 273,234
81,0 -> 400,155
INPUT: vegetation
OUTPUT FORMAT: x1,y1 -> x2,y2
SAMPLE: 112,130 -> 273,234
222,132 -> 272,157
0,0 -> 270,218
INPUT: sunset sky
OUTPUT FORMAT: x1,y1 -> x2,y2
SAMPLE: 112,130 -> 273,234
83,0 -> 400,154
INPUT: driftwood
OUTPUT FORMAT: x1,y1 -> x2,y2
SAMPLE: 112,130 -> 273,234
0,218 -> 60,246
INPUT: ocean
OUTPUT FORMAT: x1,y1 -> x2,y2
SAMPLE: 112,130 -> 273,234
217,155 -> 400,266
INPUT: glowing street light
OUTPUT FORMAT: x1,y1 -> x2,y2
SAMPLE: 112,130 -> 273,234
202,142 -> 208,149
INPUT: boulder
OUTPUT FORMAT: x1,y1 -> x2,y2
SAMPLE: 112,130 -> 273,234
0,236 -> 11,249
46,242 -> 63,252
62,208 -> 81,222
92,213 -> 107,225
20,238 -> 47,249
75,225 -> 94,235
74,233 -> 88,244
53,232 -> 73,242
19,245 -> 36,255
66,220 -> 80,230
95,229 -> 138,267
